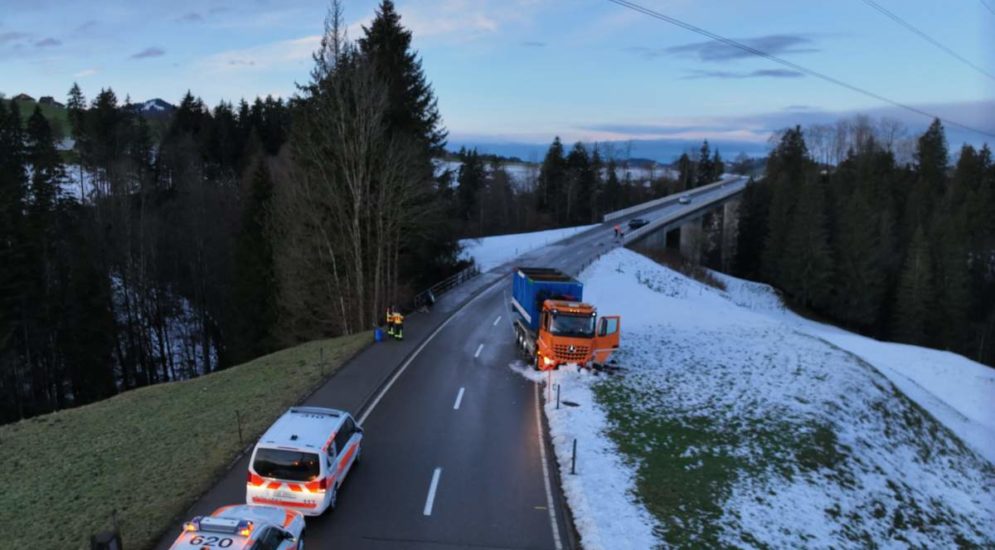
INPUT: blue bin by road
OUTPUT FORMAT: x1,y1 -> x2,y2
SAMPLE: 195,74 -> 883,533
374,327 -> 384,342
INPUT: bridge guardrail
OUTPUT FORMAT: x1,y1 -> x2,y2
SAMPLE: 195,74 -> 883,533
621,178 -> 747,245
602,175 -> 742,222
412,263 -> 481,310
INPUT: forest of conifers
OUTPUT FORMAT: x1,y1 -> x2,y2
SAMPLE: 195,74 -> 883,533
734,120 -> 994,367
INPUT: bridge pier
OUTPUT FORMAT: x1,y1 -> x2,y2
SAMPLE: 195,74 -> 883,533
628,195 -> 741,270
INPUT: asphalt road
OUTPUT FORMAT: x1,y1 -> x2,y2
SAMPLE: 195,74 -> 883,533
155,177 -> 746,550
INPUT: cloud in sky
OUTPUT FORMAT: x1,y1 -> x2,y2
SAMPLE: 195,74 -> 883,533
632,34 -> 819,62
176,12 -> 203,23
200,35 -> 319,72
683,69 -> 805,80
0,31 -> 30,44
131,47 -> 165,59
35,37 -> 61,48
73,68 -> 98,78
573,99 -> 995,146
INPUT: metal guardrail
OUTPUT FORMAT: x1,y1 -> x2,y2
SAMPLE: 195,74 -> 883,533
602,175 -> 743,222
412,263 -> 481,310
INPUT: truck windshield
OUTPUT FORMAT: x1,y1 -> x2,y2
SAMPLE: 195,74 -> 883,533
550,314 -> 595,337
253,448 -> 320,481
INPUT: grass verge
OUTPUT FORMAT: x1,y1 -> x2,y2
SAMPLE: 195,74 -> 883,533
0,333 -> 370,550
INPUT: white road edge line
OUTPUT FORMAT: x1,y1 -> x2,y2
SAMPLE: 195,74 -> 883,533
453,387 -> 465,410
358,282 -> 500,426
423,467 -> 442,516
534,383 -> 564,550
474,343 -> 484,358
493,315 -> 502,326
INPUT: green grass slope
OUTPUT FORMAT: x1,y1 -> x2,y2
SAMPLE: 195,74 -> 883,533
0,333 -> 370,550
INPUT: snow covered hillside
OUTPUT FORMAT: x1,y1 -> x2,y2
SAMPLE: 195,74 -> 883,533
459,224 -> 598,272
539,248 -> 994,548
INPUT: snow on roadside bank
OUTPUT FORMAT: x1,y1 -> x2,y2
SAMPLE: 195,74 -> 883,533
556,248 -> 994,547
511,362 -> 660,550
715,273 -> 995,465
460,224 -> 598,272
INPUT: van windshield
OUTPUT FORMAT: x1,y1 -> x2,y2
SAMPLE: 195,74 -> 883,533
253,448 -> 320,481
550,314 -> 595,338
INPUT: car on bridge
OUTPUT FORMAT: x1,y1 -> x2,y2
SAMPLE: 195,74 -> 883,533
246,406 -> 363,516
627,218 -> 649,230
168,504 -> 305,550
678,194 -> 692,204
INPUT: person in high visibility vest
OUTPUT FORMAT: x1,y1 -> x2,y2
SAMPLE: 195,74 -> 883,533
385,307 -> 395,338
392,310 -> 405,340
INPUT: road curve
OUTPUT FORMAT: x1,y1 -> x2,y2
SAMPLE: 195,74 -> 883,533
154,177 -> 746,550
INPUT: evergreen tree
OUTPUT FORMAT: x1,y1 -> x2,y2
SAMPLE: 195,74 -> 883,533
26,106 -> 64,216
0,100 -> 30,419
733,177 -> 770,278
537,137 -> 566,221
893,226 -> 935,343
590,145 -> 604,222
713,149 -> 725,177
761,126 -> 810,286
456,148 -> 486,226
696,140 -> 714,186
228,160 -> 277,364
782,175 -> 833,309
677,152 -> 695,191
359,0 -> 446,155
832,187 -> 885,329
603,157 -> 623,212
566,142 -> 593,224
904,119 -> 947,233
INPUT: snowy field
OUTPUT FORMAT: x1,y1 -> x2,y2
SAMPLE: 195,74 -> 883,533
530,248 -> 994,548
459,224 -> 598,272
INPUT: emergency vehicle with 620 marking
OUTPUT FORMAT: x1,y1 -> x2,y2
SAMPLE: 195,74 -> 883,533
246,406 -> 363,515
168,504 -> 305,550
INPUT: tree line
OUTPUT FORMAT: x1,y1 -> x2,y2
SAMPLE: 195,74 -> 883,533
734,118 -> 995,366
451,137 -> 730,237
0,0 -> 461,423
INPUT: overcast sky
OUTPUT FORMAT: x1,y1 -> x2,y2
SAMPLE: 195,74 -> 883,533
2,0 -> 993,151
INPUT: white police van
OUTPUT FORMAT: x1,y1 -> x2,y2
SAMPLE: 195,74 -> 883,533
169,504 -> 305,550
246,406 -> 363,516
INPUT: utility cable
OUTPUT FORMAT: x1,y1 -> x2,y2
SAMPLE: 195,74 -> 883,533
860,0 -> 995,82
606,0 -> 995,139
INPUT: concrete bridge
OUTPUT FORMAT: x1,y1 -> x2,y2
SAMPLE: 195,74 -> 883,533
604,175 -> 748,271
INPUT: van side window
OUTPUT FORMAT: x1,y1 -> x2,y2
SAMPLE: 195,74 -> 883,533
334,426 -> 350,455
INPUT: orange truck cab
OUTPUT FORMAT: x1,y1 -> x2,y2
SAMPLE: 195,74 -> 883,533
512,267 -> 620,371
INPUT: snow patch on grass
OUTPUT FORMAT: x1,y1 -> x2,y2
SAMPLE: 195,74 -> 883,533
460,224 -> 599,272
510,360 -> 660,550
564,248 -> 995,547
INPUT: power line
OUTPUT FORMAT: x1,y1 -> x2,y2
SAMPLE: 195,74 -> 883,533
860,0 -> 995,82
606,0 -> 995,139
980,0 -> 995,17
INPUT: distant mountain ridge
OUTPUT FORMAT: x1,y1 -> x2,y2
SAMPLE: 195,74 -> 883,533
134,98 -> 176,118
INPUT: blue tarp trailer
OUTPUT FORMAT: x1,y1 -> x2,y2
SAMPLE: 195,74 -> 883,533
511,267 -> 584,332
